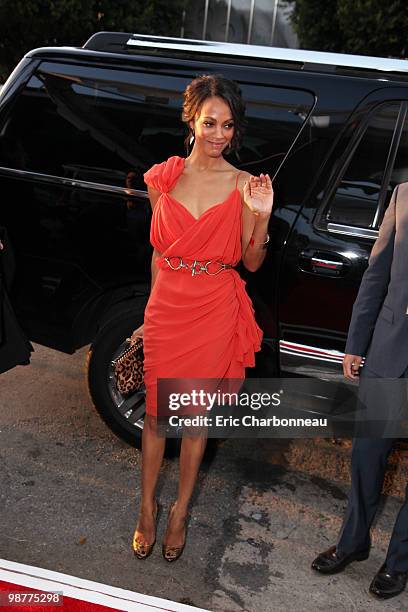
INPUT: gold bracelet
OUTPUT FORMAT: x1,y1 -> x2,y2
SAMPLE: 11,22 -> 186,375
249,233 -> 270,247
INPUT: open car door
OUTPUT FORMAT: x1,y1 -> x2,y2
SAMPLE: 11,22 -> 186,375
0,226 -> 33,375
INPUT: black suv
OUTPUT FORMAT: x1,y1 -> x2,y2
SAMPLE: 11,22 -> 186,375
1,32 -> 408,445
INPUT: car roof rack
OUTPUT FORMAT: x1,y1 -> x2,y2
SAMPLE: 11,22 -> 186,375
83,32 -> 408,77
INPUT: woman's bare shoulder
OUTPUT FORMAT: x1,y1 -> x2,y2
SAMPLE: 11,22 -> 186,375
235,169 -> 251,194
221,161 -> 250,183
237,169 -> 251,182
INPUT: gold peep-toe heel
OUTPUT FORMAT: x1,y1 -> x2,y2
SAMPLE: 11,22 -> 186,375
162,502 -> 188,563
132,499 -> 160,560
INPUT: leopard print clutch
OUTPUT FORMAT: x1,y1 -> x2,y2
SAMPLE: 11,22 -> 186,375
113,337 -> 144,396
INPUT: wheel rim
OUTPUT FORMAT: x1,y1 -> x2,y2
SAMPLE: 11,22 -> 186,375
107,340 -> 146,431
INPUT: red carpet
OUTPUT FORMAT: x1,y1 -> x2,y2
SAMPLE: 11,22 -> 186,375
0,559 -> 209,612
0,580 -> 121,611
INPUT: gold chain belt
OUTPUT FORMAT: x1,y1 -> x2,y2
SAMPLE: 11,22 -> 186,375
162,256 -> 234,277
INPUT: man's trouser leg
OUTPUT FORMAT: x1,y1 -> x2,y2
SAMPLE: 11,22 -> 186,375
386,484 -> 408,572
337,437 -> 395,554
337,364 -> 408,556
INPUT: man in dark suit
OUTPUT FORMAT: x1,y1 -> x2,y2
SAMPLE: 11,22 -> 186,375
311,183 -> 408,600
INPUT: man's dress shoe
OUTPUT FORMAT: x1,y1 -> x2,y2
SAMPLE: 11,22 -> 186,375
311,545 -> 369,575
369,564 -> 408,600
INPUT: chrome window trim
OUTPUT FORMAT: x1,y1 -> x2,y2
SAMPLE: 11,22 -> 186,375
327,223 -> 379,240
0,166 -> 149,199
124,34 -> 408,75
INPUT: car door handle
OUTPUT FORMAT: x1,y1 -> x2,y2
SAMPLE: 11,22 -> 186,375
299,251 -> 351,277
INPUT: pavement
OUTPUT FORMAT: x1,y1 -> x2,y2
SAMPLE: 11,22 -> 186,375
0,343 -> 407,611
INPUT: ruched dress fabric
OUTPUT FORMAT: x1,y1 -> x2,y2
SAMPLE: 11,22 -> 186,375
143,156 -> 263,416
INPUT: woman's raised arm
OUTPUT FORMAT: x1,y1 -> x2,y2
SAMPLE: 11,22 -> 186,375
240,173 -> 274,272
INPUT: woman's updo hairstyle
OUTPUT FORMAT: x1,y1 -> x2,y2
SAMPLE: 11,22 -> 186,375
182,74 -> 246,155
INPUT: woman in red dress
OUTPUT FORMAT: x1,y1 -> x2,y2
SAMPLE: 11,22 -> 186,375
130,75 -> 273,561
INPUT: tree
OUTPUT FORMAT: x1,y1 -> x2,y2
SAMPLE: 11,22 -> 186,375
287,0 -> 408,57
288,0 -> 342,53
337,0 -> 407,57
0,0 -> 184,82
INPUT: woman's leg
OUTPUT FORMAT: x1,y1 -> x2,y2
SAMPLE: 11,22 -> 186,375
163,433 -> 208,547
134,415 -> 166,544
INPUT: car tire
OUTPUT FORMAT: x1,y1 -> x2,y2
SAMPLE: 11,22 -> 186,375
86,308 -> 180,456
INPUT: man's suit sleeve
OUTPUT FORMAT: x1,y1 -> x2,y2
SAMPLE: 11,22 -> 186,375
345,185 -> 398,356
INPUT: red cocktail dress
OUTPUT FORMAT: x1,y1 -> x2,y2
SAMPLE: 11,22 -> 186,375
143,156 -> 263,415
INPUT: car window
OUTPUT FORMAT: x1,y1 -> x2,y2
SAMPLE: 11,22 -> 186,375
389,112 -> 408,186
0,62 -> 314,192
324,103 -> 401,229
0,67 -> 187,189
232,82 -> 314,182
